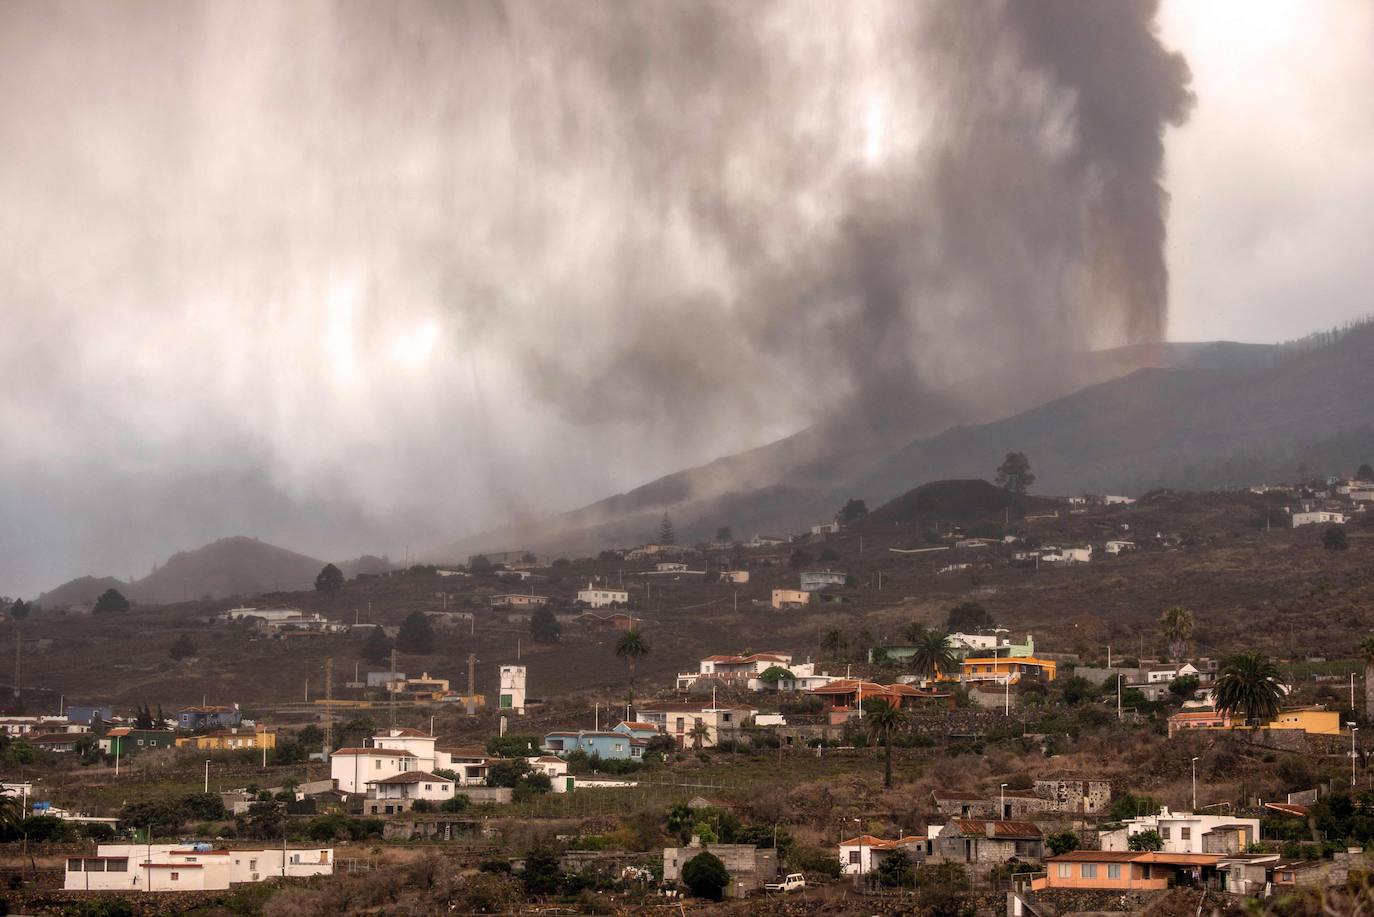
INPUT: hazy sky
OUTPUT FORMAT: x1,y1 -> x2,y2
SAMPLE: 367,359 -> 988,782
2,0 -> 1371,598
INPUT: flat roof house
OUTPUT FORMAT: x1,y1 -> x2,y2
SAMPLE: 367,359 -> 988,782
1033,851 -> 1221,891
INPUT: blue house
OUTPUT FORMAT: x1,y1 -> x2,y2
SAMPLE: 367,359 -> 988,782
177,704 -> 240,731
66,705 -> 113,726
614,721 -> 660,741
542,730 -> 645,761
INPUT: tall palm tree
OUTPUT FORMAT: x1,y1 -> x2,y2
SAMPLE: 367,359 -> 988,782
1213,652 -> 1286,726
865,699 -> 907,790
688,720 -> 710,750
615,628 -> 651,709
908,631 -> 958,683
1159,606 -> 1195,660
1361,636 -> 1374,723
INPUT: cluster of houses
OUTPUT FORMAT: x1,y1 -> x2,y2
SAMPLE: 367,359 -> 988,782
0,704 -> 273,759
65,844 -> 334,892
832,784 -> 1353,900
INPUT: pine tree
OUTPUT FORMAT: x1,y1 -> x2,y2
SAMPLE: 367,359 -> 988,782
658,512 -> 676,545
396,611 -> 436,655
359,625 -> 392,663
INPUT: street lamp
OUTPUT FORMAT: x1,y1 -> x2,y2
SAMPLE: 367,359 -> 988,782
204,759 -> 211,794
1000,783 -> 1008,818
1190,757 -> 1199,812
1349,723 -> 1359,786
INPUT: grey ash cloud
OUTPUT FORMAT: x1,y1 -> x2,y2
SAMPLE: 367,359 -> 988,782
0,0 -> 1191,595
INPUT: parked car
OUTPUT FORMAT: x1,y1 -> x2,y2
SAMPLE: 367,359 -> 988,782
764,873 -> 806,893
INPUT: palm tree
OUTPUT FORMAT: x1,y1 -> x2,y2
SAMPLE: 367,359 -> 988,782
615,628 -> 651,709
1361,637 -> 1374,723
1159,606 -> 1195,660
0,788 -> 22,835
820,629 -> 847,661
1213,652 -> 1286,726
865,699 -> 907,790
688,720 -> 710,750
908,630 -> 958,684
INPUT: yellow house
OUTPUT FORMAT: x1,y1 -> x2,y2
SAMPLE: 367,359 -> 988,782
1265,708 -> 1342,735
959,656 -> 1058,684
176,725 -> 277,751
771,589 -> 811,610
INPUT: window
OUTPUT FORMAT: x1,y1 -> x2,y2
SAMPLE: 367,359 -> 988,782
375,760 -> 382,768
1181,827 -> 1191,841
425,784 -> 433,791
849,851 -> 861,865
1160,826 -> 1171,840
170,872 -> 180,881
68,859 -> 83,872
1057,863 -> 1071,878
1107,864 -> 1121,879
250,859 -> 258,871
1080,864 -> 1097,878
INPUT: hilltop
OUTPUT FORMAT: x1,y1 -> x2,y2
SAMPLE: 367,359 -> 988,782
36,537 -> 393,607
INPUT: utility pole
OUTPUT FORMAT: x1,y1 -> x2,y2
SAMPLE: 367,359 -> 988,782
389,648 -> 398,728
13,628 -> 20,700
466,653 -> 477,716
323,658 -> 333,761
1117,674 -> 1123,720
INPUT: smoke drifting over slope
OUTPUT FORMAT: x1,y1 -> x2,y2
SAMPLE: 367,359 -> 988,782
0,0 -> 1190,595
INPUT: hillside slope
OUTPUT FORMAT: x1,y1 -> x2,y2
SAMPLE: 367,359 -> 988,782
856,325 -> 1374,499
450,341 -> 1281,557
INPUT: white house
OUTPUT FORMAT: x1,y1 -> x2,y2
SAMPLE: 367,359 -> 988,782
330,747 -> 419,793
838,835 -> 926,875
1100,809 -> 1261,855
654,562 -> 689,573
1103,495 -> 1136,505
1105,540 -> 1137,555
718,570 -> 750,584
435,747 -> 491,785
65,844 -> 332,892
577,583 -> 630,608
810,521 -> 842,536
747,534 -> 787,547
1292,510 -> 1347,527
372,728 -> 438,770
525,755 -> 574,793
1042,545 -> 1092,564
365,771 -> 455,804
1146,663 -> 1201,685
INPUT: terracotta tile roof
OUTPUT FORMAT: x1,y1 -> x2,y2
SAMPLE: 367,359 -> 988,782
331,747 -> 416,757
947,819 -> 1043,838
1264,802 -> 1310,817
839,834 -> 926,849
1047,850 -> 1142,862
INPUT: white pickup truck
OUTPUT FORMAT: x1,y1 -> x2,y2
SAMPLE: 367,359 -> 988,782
763,873 -> 806,893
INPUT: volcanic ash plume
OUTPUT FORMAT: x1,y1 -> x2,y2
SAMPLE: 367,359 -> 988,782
0,0 -> 1192,589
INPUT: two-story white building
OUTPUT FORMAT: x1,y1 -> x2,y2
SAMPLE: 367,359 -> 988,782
577,583 -> 630,608
1100,809 -> 1260,855
330,747 -> 420,794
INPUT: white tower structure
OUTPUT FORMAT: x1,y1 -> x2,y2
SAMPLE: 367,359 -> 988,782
498,665 -> 527,715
